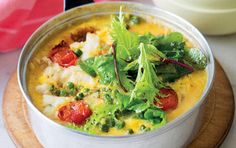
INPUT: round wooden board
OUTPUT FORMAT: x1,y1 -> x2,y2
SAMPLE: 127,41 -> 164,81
2,61 -> 234,148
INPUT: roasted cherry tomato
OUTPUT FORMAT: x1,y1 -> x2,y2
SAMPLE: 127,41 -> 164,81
49,47 -> 77,67
155,88 -> 178,111
58,101 -> 92,125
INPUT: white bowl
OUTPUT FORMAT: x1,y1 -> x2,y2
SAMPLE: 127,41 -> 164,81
153,0 -> 236,35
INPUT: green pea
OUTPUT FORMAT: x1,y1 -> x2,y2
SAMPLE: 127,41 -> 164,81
60,90 -> 67,96
100,117 -> 115,128
106,118 -> 115,127
67,82 -> 74,89
75,93 -> 84,100
140,125 -> 146,131
127,129 -> 134,135
100,124 -> 109,133
74,49 -> 83,57
115,120 -> 125,129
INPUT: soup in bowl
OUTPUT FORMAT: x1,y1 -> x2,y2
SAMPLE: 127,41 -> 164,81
18,2 -> 214,148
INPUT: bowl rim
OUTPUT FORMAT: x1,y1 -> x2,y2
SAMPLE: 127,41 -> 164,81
17,1 -> 215,141
153,0 -> 236,13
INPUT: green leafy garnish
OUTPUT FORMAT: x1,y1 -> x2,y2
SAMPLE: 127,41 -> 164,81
64,7 -> 207,135
143,107 -> 166,124
184,48 -> 207,70
92,54 -> 134,90
158,32 -> 183,44
111,8 -> 139,60
77,60 -> 97,77
93,55 -> 116,84
156,64 -> 191,82
130,43 -> 164,103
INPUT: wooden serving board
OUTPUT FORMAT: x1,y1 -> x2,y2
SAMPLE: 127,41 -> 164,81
2,61 -> 234,148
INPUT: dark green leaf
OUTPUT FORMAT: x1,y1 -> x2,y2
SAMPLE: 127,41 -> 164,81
157,64 -> 191,82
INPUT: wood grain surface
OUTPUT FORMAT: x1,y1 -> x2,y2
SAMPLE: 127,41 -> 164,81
2,61 -> 234,148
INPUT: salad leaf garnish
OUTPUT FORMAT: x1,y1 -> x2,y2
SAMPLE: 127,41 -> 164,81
112,44 -> 128,92
77,60 -> 97,77
184,48 -> 207,70
130,43 -> 164,103
72,7 -> 207,134
110,7 -> 139,60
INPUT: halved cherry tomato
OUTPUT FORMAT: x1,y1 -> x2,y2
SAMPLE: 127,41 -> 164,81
58,101 -> 92,125
155,88 -> 178,111
49,47 -> 77,67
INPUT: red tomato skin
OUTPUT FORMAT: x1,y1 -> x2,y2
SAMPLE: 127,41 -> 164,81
58,101 -> 92,125
49,47 -> 78,67
155,88 -> 178,111
58,105 -> 71,122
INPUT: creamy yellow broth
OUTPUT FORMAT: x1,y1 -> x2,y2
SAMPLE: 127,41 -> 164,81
27,15 -> 207,135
